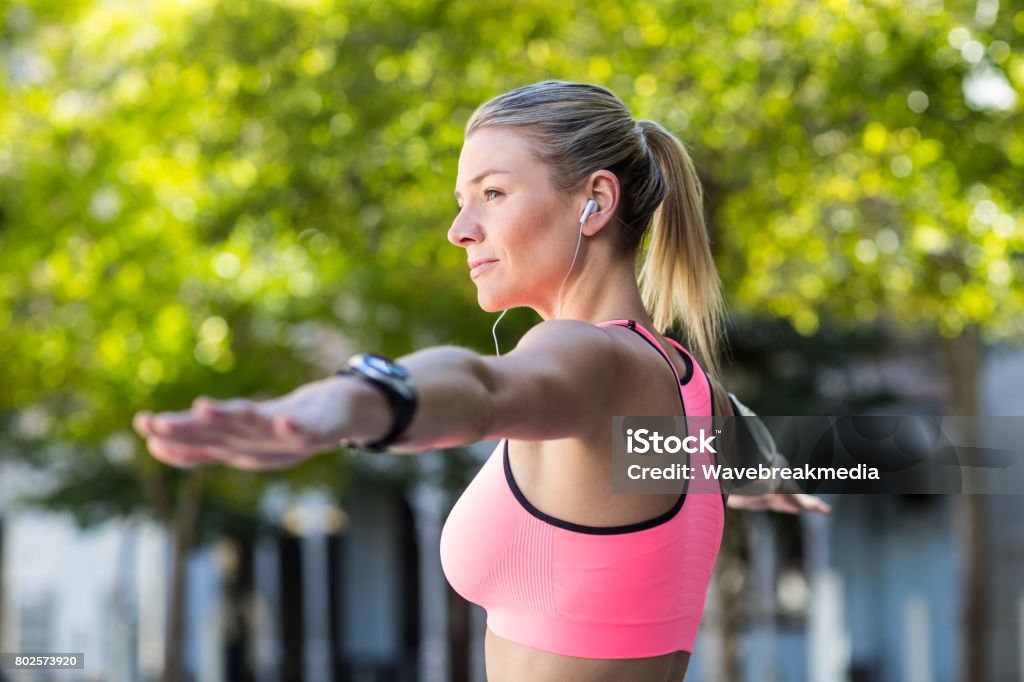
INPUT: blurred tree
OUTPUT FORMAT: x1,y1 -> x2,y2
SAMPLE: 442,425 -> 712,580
1,0 -> 1020,679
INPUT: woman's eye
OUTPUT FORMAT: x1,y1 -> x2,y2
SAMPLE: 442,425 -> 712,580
484,189 -> 502,201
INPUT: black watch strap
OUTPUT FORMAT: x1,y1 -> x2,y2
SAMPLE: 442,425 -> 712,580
335,354 -> 417,452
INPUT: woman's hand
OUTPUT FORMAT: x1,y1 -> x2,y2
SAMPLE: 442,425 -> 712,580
133,378 -> 355,471
726,492 -> 832,515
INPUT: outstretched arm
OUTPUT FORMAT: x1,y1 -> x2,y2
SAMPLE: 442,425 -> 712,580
395,319 -> 624,449
134,320 -> 623,469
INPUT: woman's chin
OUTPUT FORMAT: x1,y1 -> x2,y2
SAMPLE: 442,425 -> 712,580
477,294 -> 512,314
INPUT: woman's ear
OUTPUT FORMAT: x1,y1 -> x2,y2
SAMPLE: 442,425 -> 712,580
582,170 -> 620,236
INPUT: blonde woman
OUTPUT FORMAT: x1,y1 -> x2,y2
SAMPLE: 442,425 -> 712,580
135,80 -> 829,681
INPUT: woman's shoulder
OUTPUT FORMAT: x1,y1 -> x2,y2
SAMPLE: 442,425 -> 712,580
501,319 -> 627,368
476,320 -> 628,443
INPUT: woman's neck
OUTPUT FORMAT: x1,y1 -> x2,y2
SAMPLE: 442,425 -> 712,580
542,257 -> 655,330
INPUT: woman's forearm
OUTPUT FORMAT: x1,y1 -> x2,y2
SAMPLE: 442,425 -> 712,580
333,345 -> 494,454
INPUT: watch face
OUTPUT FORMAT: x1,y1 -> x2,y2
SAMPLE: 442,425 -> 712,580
365,354 -> 410,380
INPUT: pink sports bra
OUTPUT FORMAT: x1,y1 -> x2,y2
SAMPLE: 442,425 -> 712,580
439,319 -> 726,659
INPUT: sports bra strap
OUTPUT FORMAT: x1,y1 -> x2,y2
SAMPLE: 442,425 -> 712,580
597,319 -> 693,417
597,319 -> 711,410
598,319 -> 725,507
660,337 -> 695,385
663,336 -> 713,414
596,319 -> 683,386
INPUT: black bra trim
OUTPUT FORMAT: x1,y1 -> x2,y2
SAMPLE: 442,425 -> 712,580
677,351 -> 695,385
504,439 -> 687,535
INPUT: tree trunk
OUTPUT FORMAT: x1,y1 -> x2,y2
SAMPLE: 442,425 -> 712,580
942,326 -> 989,682
0,516 -> 5,655
163,469 -> 206,682
717,509 -> 745,682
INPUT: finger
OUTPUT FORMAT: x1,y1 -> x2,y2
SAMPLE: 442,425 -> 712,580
807,496 -> 833,514
773,502 -> 802,514
151,437 -> 225,463
219,409 -> 318,451
273,415 -> 301,441
148,437 -> 285,471
195,397 -> 255,416
148,432 -> 241,464
208,450 -> 264,469
174,411 -> 253,442
792,493 -> 827,513
203,409 -> 300,451
152,406 -> 261,445
271,415 -> 321,446
154,408 -> 309,458
159,417 -> 303,468
146,418 -> 235,449
146,437 -> 218,467
190,403 -> 269,437
213,450 -> 303,471
156,401 -> 250,434
175,433 -> 241,452
772,496 -> 804,514
151,411 -> 202,436
728,496 -> 768,511
133,412 -> 153,438
192,396 -> 214,413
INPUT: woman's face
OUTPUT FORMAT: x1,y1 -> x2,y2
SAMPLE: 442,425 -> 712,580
449,127 -> 580,316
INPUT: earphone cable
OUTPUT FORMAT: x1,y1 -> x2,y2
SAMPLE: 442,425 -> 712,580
554,222 -> 585,320
492,307 -> 509,355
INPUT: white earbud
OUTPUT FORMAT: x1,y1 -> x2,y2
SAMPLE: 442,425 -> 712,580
579,198 -> 599,224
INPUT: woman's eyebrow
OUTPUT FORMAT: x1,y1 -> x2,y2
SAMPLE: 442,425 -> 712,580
454,169 -> 511,198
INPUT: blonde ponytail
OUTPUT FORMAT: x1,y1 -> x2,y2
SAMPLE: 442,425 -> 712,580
636,120 -> 727,381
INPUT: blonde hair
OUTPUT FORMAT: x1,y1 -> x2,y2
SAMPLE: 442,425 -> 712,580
466,80 -> 728,380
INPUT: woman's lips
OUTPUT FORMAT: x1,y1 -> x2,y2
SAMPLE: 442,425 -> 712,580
470,261 -> 498,279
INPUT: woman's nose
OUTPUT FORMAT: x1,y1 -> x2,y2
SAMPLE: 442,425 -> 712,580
447,208 -> 482,248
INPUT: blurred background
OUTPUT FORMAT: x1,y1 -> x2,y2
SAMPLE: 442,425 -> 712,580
1,0 -> 1022,680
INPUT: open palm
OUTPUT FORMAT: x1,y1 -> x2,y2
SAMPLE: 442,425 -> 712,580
133,379 -> 350,470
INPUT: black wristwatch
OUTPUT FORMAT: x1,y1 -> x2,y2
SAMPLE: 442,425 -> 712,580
335,353 -> 418,452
